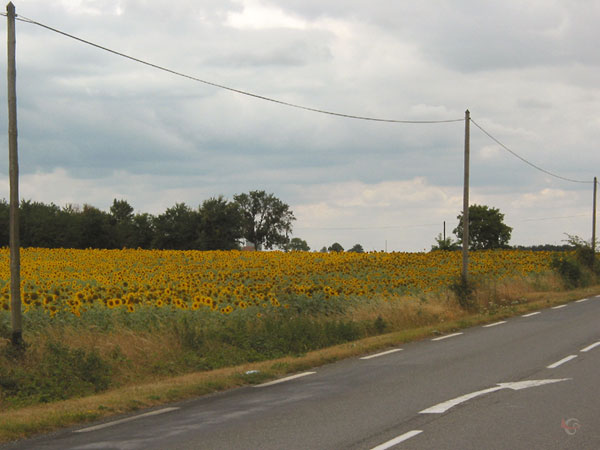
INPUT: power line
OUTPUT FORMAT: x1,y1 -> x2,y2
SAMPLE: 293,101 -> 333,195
470,118 -> 592,184
13,13 -> 464,125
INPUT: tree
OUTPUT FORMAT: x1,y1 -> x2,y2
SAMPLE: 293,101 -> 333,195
347,243 -> 364,253
453,204 -> 512,250
328,242 -> 344,252
286,237 -> 310,251
233,190 -> 295,250
431,233 -> 460,251
152,203 -> 201,250
110,199 -> 135,248
197,196 -> 243,250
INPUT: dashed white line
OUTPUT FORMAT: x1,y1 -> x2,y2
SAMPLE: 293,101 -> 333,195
74,407 -> 180,433
581,341 -> 600,353
370,430 -> 423,450
575,298 -> 589,303
522,312 -> 541,317
551,304 -> 567,310
547,355 -> 578,369
432,332 -> 463,341
482,321 -> 507,328
360,348 -> 403,360
254,371 -> 316,387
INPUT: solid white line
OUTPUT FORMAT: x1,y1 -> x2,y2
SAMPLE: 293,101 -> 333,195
74,407 -> 180,433
360,348 -> 403,360
370,430 -> 423,450
432,332 -> 463,341
522,312 -> 541,317
575,298 -> 588,303
547,355 -> 578,369
254,371 -> 316,387
551,305 -> 567,309
482,321 -> 507,328
581,341 -> 600,352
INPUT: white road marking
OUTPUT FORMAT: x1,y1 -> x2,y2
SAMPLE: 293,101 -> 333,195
522,312 -> 541,317
552,304 -> 567,309
420,378 -> 570,414
370,430 -> 423,450
74,407 -> 180,433
360,348 -> 403,360
432,332 -> 463,341
575,298 -> 589,303
254,371 -> 316,387
547,355 -> 578,369
581,341 -> 600,352
482,321 -> 507,328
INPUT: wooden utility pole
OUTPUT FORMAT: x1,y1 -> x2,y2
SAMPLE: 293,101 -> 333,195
461,110 -> 470,283
593,176 -> 597,254
7,2 -> 22,347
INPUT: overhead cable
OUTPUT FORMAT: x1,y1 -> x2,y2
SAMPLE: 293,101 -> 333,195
470,118 -> 592,184
15,14 -> 463,124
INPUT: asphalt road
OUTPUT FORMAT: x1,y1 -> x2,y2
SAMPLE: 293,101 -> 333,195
3,296 -> 599,450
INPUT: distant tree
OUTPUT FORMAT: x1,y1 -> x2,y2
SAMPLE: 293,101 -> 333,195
454,204 -> 512,250
197,196 -> 243,250
347,243 -> 364,253
286,237 -> 310,251
430,233 -> 460,251
319,246 -> 328,253
129,213 -> 155,249
110,199 -> 135,248
76,204 -> 116,249
233,190 -> 295,250
152,203 -> 200,250
328,242 -> 344,253
19,200 -> 66,248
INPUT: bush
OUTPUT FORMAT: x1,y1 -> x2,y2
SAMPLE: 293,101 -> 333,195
551,254 -> 584,288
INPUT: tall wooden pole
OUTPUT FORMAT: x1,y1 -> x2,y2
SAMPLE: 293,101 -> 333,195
593,176 -> 597,254
461,110 -> 470,283
7,2 -> 22,347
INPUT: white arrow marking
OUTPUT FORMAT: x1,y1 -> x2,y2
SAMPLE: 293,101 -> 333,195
420,378 -> 570,414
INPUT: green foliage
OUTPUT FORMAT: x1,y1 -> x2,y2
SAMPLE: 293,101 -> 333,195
550,235 -> 598,287
454,204 -> 512,250
286,237 -> 310,252
233,190 -> 295,250
328,242 -> 344,252
0,342 -> 111,407
197,196 -> 243,250
431,233 -> 460,251
347,243 -> 365,253
450,276 -> 476,309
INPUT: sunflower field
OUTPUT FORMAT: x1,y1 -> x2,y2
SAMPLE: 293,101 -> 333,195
0,248 -> 554,319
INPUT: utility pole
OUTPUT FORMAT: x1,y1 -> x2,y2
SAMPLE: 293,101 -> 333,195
593,176 -> 597,254
461,110 -> 470,284
7,2 -> 22,348
443,221 -> 446,241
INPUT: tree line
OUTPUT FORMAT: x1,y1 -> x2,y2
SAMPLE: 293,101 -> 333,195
0,190 -> 295,251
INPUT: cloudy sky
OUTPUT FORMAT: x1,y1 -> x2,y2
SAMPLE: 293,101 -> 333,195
0,0 -> 599,251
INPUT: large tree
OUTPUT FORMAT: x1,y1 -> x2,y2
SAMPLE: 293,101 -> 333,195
233,190 -> 295,250
453,204 -> 512,250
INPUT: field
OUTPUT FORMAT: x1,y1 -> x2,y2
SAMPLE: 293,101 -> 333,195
0,247 -> 560,414
0,248 -> 553,319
